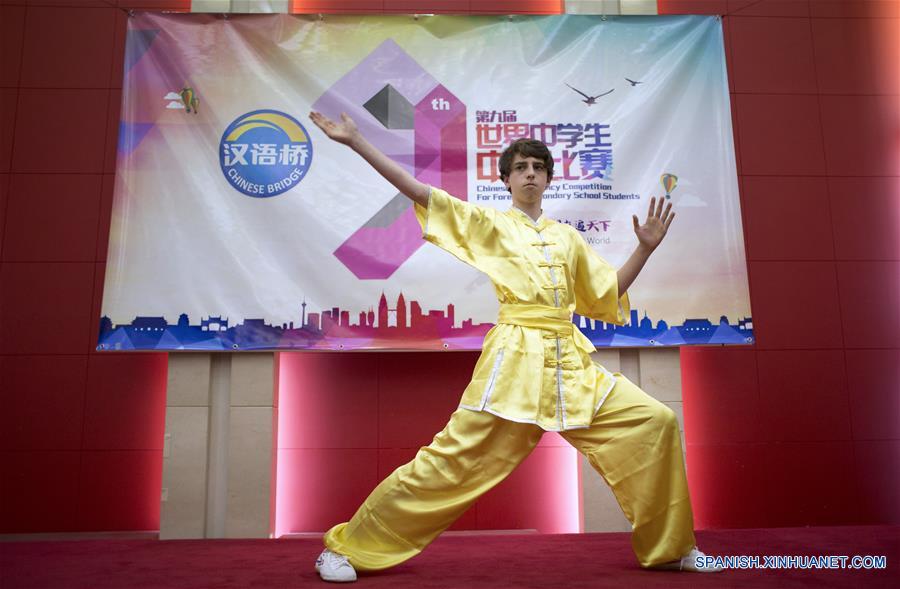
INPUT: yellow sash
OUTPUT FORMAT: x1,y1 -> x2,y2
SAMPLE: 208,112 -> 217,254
497,304 -> 573,336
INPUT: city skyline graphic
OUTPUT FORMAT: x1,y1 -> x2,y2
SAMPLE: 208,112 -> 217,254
97,291 -> 754,351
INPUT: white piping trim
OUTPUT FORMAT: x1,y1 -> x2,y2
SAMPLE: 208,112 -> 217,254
478,348 -> 505,410
470,404 -> 592,432
482,406 -> 541,425
422,185 -> 433,235
556,337 -> 567,430
593,367 -> 618,413
560,422 -> 591,431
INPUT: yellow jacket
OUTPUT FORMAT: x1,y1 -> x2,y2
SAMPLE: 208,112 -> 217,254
415,187 -> 630,431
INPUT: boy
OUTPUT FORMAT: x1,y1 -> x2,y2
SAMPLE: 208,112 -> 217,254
308,111 -> 722,582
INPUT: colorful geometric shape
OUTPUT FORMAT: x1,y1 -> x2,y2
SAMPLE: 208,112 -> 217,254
415,85 -> 467,200
364,84 -> 414,130
312,39 -> 467,280
118,122 -> 154,155
124,29 -> 159,76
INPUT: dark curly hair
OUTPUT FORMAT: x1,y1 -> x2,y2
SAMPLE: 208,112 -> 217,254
498,138 -> 554,184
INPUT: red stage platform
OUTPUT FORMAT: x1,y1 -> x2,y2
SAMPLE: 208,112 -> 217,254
2,526 -> 897,588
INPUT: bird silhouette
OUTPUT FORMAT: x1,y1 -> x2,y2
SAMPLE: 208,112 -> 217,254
625,78 -> 643,86
565,83 -> 614,105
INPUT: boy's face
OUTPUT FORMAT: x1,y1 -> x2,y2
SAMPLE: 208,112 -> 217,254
504,153 -> 550,208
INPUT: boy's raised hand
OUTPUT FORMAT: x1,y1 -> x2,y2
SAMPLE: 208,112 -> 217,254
308,110 -> 430,205
632,196 -> 675,252
310,111 -> 359,147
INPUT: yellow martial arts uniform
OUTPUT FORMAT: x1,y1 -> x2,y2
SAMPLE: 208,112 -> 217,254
324,187 -> 696,569
419,187 -> 629,431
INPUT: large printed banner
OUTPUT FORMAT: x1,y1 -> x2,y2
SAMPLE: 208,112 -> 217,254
99,13 -> 752,351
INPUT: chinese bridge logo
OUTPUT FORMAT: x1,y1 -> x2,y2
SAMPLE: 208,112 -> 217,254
219,109 -> 313,198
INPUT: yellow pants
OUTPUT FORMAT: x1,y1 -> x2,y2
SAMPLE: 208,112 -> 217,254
323,375 -> 696,570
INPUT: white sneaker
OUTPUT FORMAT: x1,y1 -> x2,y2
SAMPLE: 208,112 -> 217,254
650,546 -> 724,573
315,549 -> 357,583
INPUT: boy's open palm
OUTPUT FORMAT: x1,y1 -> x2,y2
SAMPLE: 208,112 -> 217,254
632,197 -> 675,251
310,111 -> 358,146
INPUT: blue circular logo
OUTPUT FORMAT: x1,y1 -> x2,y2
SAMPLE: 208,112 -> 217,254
219,109 -> 313,198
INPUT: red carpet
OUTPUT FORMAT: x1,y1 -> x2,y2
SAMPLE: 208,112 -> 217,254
2,526 -> 897,588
